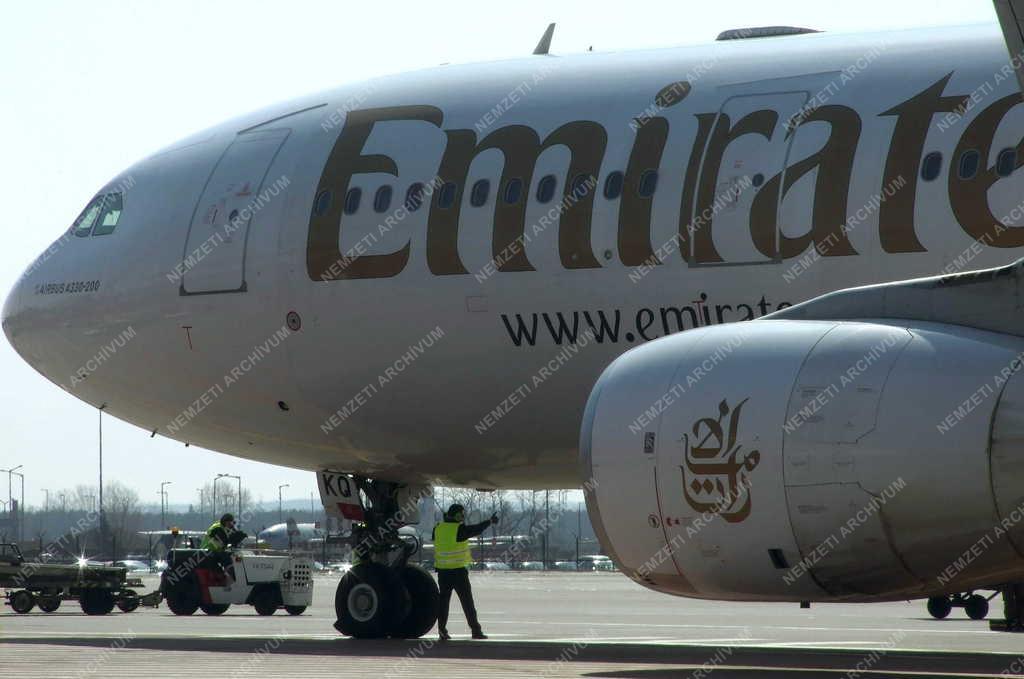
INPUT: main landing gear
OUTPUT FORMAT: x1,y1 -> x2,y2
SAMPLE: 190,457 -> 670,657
331,478 -> 439,640
926,592 -> 993,620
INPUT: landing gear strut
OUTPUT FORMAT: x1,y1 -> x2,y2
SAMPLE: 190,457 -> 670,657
991,584 -> 1024,631
328,476 -> 438,639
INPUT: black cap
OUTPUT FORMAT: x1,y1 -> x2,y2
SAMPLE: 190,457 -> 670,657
446,504 -> 465,519
220,513 -> 235,524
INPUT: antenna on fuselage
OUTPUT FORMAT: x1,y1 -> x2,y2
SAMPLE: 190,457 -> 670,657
533,23 -> 556,55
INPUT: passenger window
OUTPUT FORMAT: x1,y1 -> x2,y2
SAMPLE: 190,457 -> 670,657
503,178 -> 523,204
603,172 -> 624,200
536,175 -> 557,204
91,193 -> 123,236
344,187 -> 362,215
997,148 -> 1017,178
638,170 -> 659,198
437,182 -> 457,209
72,197 -> 104,237
373,185 -> 392,213
470,179 -> 490,207
405,183 -> 425,211
313,189 -> 332,217
570,174 -> 593,199
920,152 -> 943,182
958,150 -> 980,180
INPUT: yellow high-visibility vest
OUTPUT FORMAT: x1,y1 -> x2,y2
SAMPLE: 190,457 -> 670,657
201,521 -> 224,552
434,522 -> 471,570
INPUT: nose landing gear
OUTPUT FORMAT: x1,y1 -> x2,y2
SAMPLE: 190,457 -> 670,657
325,476 -> 439,640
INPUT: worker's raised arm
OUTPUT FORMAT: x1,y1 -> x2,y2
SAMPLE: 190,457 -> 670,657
457,520 -> 493,542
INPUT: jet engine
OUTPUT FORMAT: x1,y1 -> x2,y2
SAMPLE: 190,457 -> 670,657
581,317 -> 1024,602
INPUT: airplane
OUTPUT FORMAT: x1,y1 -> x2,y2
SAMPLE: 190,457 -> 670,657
257,521 -> 325,550
9,0 -> 1024,639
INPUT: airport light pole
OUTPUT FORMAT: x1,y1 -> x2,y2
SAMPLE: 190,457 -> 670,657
42,488 -> 50,513
58,493 -> 66,514
279,484 -> 289,523
197,488 -> 205,515
98,406 -> 106,556
212,476 -> 218,517
2,467 -> 23,544
15,471 -> 23,544
2,465 -> 21,511
160,481 -> 172,528
218,474 -> 242,519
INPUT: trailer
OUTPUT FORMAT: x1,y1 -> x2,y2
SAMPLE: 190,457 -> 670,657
0,543 -> 157,615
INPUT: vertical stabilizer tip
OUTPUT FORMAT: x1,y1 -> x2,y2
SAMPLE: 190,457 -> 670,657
533,23 -> 556,55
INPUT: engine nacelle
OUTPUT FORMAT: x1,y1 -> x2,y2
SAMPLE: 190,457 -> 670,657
581,319 -> 1024,602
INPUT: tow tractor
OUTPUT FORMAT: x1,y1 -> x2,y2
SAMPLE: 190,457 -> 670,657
160,547 -> 313,616
0,543 -> 156,615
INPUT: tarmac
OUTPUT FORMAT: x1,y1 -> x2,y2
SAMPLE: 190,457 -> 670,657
3,571 -> 1024,677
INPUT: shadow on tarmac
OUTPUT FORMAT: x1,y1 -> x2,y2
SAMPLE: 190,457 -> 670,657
1,636 -> 1019,677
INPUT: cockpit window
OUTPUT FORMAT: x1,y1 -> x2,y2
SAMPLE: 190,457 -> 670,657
72,192 -> 123,237
91,193 -> 123,236
72,197 -> 104,237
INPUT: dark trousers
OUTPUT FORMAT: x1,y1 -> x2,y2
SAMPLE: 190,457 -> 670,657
437,567 -> 481,633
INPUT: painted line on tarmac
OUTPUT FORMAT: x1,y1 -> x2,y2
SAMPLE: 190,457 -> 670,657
486,619 -> 998,635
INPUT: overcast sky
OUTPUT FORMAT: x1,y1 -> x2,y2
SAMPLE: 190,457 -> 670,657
0,1 -> 1000,511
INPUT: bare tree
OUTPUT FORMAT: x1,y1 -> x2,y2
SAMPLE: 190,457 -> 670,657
104,481 -> 141,555
197,481 -> 254,521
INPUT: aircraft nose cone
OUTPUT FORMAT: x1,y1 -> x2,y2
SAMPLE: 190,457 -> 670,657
2,278 -> 22,349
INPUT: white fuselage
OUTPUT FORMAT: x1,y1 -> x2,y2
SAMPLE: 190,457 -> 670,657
5,23 -> 1024,489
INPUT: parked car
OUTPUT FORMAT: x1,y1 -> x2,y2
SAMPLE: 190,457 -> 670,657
518,561 -> 544,571
577,555 -> 614,571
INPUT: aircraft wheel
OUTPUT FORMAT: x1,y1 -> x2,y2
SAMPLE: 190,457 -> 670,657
10,590 -> 35,614
200,603 -> 230,616
389,564 -> 439,639
927,596 -> 953,619
335,563 -> 402,638
965,594 -> 989,620
284,605 -> 306,616
80,590 -> 116,616
37,596 -> 61,613
117,589 -> 140,613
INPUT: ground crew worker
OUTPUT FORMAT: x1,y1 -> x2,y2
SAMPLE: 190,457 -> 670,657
201,513 -> 247,579
433,503 -> 498,640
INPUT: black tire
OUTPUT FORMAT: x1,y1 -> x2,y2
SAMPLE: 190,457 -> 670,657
162,573 -> 200,616
252,587 -> 280,616
117,589 -> 140,613
389,565 -> 439,639
10,590 -> 35,614
284,605 -> 306,616
200,603 -> 231,616
965,594 -> 989,620
335,563 -> 403,638
37,596 -> 61,613
927,596 -> 953,619
80,590 -> 116,616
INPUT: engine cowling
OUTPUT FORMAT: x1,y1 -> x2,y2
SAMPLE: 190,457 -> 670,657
581,318 -> 1024,602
